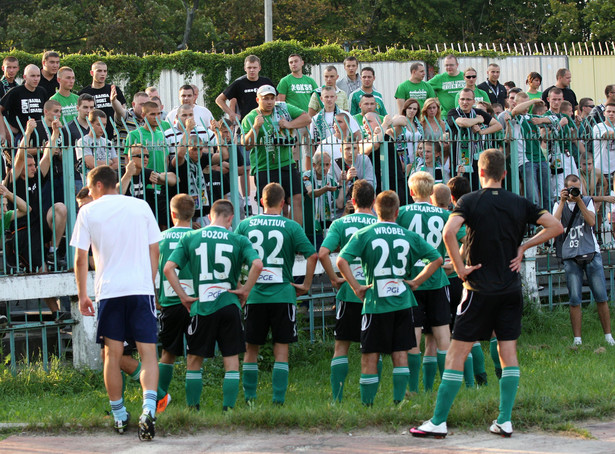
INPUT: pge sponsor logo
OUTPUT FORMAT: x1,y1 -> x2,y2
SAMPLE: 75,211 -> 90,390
206,286 -> 227,299
258,269 -> 278,282
384,281 -> 400,295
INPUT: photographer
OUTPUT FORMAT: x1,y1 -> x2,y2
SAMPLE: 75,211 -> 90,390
241,85 -> 311,225
553,174 -> 615,346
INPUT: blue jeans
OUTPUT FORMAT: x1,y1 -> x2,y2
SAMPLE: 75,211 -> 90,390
563,253 -> 608,307
522,161 -> 550,210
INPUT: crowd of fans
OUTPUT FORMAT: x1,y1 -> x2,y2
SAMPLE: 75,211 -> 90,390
1,52 -> 614,275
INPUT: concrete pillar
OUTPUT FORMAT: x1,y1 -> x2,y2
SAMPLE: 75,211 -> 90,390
71,296 -> 102,370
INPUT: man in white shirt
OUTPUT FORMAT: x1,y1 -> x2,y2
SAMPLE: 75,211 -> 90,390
593,103 -> 615,181
165,84 -> 213,128
71,165 -> 162,441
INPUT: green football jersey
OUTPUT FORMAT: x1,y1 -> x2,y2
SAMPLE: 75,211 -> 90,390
50,92 -> 79,123
349,89 -> 387,116
396,202 -> 450,290
428,72 -> 465,114
321,212 -> 377,303
158,226 -> 193,307
168,225 -> 260,317
339,222 -> 440,314
394,80 -> 435,108
276,74 -> 318,111
235,214 -> 317,305
124,126 -> 168,174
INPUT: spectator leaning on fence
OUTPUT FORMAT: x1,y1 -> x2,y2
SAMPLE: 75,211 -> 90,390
553,174 -> 615,347
241,84 -> 311,225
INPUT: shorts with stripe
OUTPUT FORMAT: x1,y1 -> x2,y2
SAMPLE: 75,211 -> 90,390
334,300 -> 362,342
452,289 -> 523,342
360,308 -> 416,354
186,304 -> 245,358
96,294 -> 157,344
245,303 -> 298,345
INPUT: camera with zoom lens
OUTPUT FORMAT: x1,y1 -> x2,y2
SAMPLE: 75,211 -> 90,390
565,187 -> 580,197
272,135 -> 296,146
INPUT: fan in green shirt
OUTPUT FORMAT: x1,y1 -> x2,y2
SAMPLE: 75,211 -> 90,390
276,54 -> 318,111
428,55 -> 465,114
453,68 -> 490,107
395,62 -> 435,112
50,66 -> 79,123
124,102 -> 170,174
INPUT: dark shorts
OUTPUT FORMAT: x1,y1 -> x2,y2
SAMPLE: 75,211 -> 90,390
159,304 -> 191,357
245,303 -> 298,345
255,164 -> 303,200
96,295 -> 158,344
412,287 -> 451,331
334,300 -> 362,342
99,339 -> 137,356
452,289 -> 523,342
186,304 -> 246,358
360,308 -> 416,354
446,277 -> 464,327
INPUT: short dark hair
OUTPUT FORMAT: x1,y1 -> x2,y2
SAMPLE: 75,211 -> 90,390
43,51 -> 60,61
504,81 -> 516,89
76,187 -> 91,200
262,182 -> 285,208
526,72 -> 542,84
605,84 -> 615,96
478,149 -> 506,181
88,165 -> 117,189
374,190 -> 399,221
324,65 -> 337,73
343,56 -> 358,64
77,93 -> 94,106
549,87 -> 563,97
361,67 -> 375,76
88,109 -> 107,122
352,180 -> 375,209
288,53 -> 302,60
410,62 -> 424,73
579,97 -> 594,109
211,199 -> 234,218
447,175 -> 471,202
508,87 -> 522,95
141,101 -> 159,114
179,84 -> 194,93
556,68 -> 569,79
3,56 -> 18,65
170,194 -> 195,221
564,174 -> 580,186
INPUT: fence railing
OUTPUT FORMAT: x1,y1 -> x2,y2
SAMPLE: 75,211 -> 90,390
2,106 -> 615,369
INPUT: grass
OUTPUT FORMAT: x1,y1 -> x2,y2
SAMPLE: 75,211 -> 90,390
2,303 -> 615,435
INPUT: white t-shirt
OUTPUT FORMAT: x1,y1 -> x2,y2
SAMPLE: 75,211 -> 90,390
593,123 -> 615,175
165,105 -> 213,129
70,194 -> 162,301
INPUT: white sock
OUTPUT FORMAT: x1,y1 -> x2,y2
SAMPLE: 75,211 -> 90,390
573,337 -> 582,344
605,334 -> 614,342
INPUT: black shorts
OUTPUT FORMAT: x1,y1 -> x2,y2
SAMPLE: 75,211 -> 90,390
99,339 -> 137,356
334,300 -> 362,342
255,164 -> 303,200
186,304 -> 246,358
158,304 -> 191,357
452,289 -> 523,342
360,308 -> 416,354
412,287 -> 451,331
245,303 -> 298,345
447,277 -> 464,328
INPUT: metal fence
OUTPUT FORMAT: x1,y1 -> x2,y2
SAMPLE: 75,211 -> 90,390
2,105 -> 615,369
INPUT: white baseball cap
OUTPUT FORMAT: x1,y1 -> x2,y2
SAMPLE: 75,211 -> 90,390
257,85 -> 277,96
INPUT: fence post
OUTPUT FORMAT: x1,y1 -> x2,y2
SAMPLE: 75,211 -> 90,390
521,244 -> 540,307
228,124 -> 241,229
63,141 -> 77,268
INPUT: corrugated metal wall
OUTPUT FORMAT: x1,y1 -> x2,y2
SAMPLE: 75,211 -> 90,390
151,55 -> 610,115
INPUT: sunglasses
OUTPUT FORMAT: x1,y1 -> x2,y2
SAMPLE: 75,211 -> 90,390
465,75 -> 477,79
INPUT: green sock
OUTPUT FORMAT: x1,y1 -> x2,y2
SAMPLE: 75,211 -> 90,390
185,369 -> 203,407
393,367 -> 409,403
432,369 -> 464,425
471,342 -> 486,375
422,356 -> 438,391
360,374 -> 379,405
407,353 -> 421,393
463,353 -> 475,388
129,362 -> 141,381
222,370 -> 240,409
498,367 -> 520,423
158,363 -> 174,397
272,362 -> 289,404
121,371 -> 126,399
490,338 -> 502,378
436,349 -> 447,378
242,363 -> 258,401
330,356 -> 349,402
